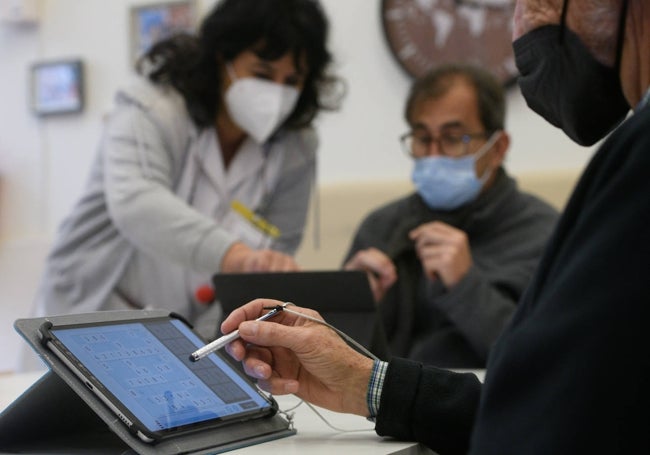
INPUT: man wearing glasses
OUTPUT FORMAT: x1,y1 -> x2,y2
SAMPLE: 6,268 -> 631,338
343,64 -> 559,367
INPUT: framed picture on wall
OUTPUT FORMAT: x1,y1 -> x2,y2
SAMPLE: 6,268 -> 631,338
30,59 -> 84,116
129,0 -> 199,66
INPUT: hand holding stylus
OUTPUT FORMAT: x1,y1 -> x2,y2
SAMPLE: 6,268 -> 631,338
222,298 -> 375,418
190,304 -> 286,361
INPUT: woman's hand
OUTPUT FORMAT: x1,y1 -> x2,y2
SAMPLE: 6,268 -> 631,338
222,242 -> 300,272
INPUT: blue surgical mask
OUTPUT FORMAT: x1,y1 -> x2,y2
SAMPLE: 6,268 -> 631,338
411,132 -> 500,210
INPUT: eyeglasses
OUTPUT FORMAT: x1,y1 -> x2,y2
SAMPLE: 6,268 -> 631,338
400,130 -> 492,158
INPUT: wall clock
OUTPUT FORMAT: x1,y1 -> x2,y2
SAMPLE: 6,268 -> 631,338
381,0 -> 518,86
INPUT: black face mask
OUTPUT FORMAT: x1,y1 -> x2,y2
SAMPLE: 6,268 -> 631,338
513,2 -> 630,146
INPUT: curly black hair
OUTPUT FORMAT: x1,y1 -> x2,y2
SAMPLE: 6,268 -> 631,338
137,0 -> 343,130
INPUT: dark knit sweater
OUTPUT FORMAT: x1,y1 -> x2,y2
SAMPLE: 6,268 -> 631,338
345,168 -> 558,367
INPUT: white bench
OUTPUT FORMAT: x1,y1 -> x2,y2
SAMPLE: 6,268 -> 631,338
296,170 -> 580,270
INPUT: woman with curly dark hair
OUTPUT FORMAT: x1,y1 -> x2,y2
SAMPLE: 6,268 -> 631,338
31,0 -> 342,342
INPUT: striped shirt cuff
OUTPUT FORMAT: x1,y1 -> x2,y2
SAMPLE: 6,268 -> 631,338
366,360 -> 388,421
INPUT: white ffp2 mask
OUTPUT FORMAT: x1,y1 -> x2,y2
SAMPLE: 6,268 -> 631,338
224,65 -> 300,144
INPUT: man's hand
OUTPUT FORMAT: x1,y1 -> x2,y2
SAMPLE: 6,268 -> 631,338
344,247 -> 397,302
222,299 -> 374,417
409,221 -> 472,288
222,242 -> 300,272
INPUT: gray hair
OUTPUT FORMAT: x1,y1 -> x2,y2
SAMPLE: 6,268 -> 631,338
404,64 -> 506,133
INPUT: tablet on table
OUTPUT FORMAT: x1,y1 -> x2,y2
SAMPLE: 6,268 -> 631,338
38,314 -> 276,444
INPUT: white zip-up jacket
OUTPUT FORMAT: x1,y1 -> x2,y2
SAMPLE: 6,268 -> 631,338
33,77 -> 317,329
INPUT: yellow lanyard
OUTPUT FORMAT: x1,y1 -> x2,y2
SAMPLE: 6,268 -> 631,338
230,200 -> 281,239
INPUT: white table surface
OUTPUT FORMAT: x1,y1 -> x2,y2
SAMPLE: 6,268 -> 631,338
0,370 -> 465,454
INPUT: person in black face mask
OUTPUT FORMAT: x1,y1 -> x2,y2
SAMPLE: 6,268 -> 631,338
513,0 -> 631,145
219,1 -> 650,454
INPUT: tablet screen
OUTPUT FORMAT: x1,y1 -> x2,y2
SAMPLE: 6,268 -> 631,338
45,317 -> 274,440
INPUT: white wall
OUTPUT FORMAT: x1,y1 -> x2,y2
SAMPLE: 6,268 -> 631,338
0,0 -> 596,238
0,0 -> 595,372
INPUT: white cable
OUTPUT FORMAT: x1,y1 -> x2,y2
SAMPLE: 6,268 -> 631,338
303,401 -> 374,433
281,305 -> 380,361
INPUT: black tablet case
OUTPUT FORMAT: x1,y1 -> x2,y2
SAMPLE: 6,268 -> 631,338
0,310 -> 295,454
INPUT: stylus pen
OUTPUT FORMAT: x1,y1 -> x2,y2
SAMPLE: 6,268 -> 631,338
190,306 -> 284,362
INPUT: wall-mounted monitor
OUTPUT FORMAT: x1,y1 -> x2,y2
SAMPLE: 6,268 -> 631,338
30,59 -> 84,116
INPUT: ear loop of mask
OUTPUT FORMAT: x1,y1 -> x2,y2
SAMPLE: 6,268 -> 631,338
226,63 -> 238,83
474,130 -> 502,182
561,0 -> 628,75
614,0 -> 629,73
559,0 -> 569,42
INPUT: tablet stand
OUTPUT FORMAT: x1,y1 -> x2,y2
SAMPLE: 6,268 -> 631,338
0,310 -> 295,455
